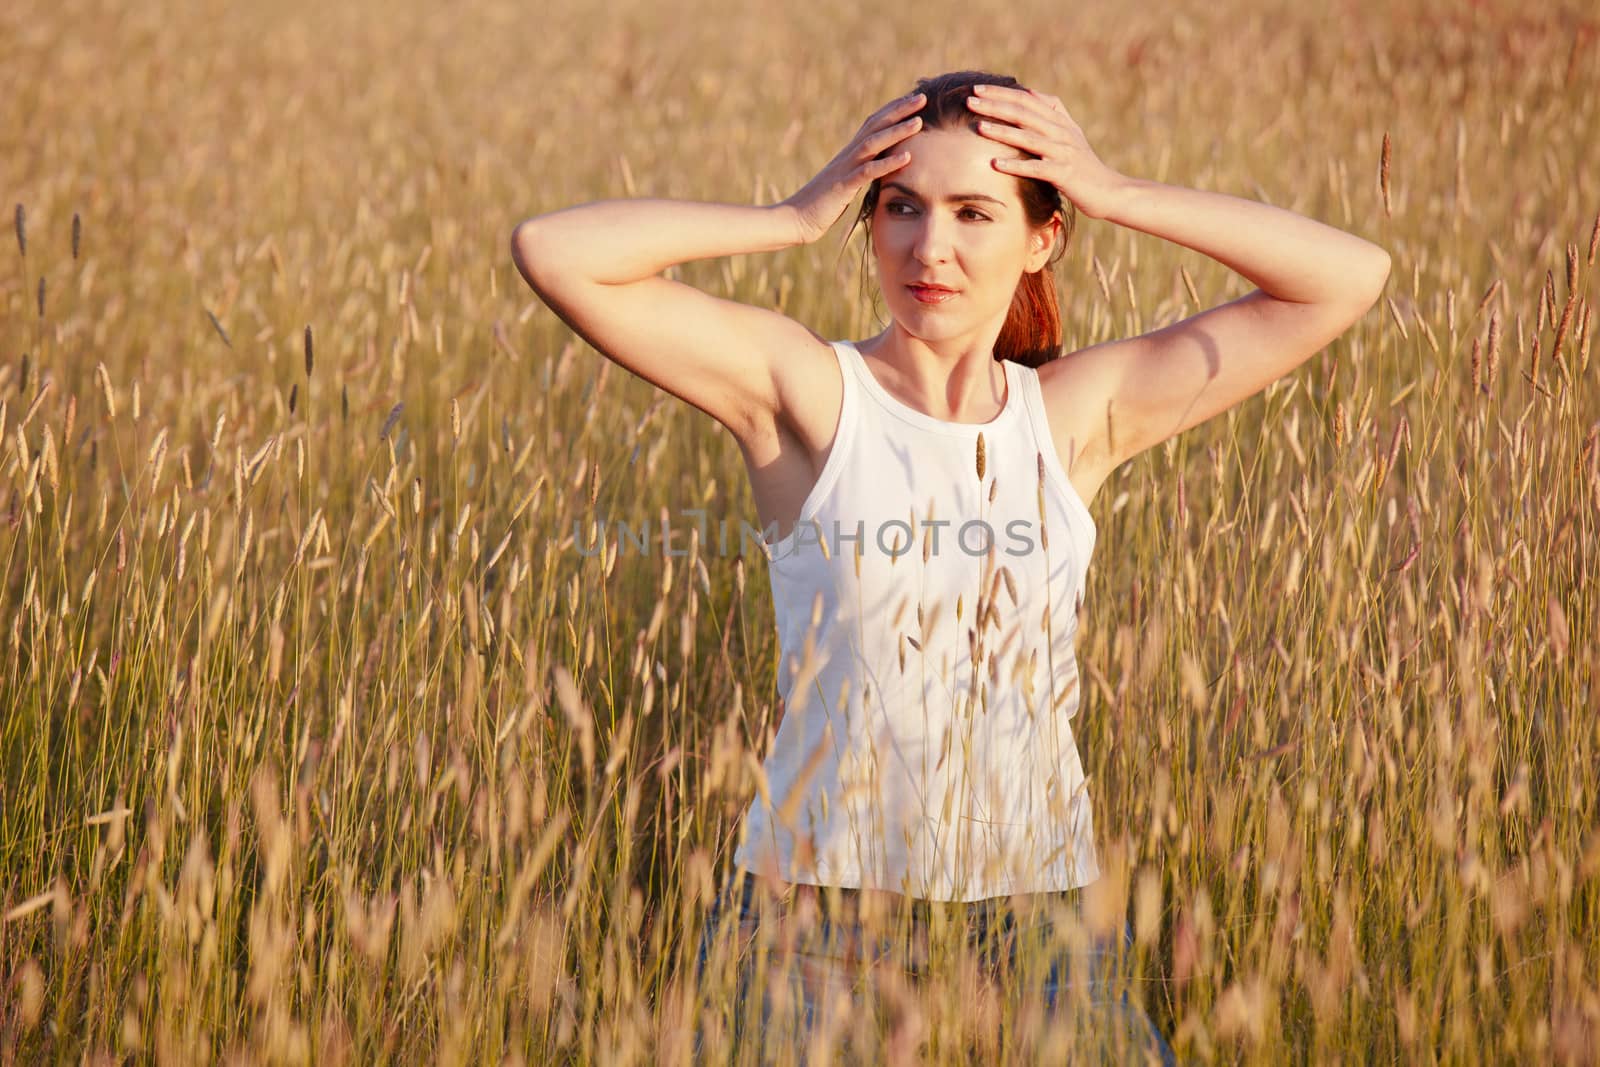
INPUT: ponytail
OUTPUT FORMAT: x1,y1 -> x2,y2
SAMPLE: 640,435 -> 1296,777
995,266 -> 1061,368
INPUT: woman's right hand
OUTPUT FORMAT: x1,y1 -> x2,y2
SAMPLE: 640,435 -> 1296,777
779,91 -> 925,245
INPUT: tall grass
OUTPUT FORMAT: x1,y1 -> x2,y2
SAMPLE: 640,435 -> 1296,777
1,0 -> 1597,1061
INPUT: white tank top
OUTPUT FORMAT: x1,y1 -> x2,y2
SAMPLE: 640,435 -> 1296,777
730,339 -> 1101,902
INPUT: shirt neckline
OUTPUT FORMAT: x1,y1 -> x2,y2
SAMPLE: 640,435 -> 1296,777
838,340 -> 1020,437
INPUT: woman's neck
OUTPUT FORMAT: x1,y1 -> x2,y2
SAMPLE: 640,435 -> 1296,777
858,324 -> 1008,422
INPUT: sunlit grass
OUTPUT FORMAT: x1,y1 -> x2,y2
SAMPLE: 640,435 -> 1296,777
1,0 -> 1597,1061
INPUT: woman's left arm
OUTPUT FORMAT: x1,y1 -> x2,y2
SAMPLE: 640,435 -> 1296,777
1097,177 -> 1391,306
970,83 -> 1391,471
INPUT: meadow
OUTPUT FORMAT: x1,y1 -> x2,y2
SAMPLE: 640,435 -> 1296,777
2,0 -> 1597,1061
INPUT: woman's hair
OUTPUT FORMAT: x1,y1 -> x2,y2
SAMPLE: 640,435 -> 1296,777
848,70 -> 1076,368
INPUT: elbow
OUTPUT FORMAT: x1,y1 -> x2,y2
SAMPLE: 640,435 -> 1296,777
510,220 -> 547,291
1359,246 -> 1392,305
1328,246 -> 1390,315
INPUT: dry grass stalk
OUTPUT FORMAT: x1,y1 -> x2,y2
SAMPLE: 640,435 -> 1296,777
0,6 -> 1594,1064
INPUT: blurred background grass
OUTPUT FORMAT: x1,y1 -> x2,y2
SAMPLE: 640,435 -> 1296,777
2,0 -> 1597,1061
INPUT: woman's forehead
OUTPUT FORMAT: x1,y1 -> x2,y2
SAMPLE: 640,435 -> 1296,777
892,126 -> 1025,200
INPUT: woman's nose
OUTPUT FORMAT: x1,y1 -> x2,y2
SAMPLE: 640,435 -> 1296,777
912,217 -> 952,264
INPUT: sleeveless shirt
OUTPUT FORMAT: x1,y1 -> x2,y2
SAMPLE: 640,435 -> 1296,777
730,339 -> 1101,903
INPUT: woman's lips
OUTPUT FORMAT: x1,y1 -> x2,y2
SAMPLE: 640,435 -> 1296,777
907,284 -> 958,305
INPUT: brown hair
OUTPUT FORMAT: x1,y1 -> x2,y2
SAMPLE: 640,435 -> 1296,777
847,70 -> 1076,368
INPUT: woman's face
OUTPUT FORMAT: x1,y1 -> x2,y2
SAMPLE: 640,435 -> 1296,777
870,124 -> 1055,348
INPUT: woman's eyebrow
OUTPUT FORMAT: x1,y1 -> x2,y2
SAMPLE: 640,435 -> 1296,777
882,181 -> 1006,207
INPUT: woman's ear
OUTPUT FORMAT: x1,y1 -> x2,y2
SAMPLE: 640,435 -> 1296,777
1026,215 -> 1063,273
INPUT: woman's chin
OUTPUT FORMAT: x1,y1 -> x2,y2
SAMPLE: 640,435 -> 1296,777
888,309 -> 977,342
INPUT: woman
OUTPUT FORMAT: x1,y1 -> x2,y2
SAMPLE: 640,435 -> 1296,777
512,70 -> 1388,1062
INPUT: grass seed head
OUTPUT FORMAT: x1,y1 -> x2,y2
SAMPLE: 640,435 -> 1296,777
1476,278 -> 1502,318
1487,310 -> 1502,384
1380,131 -> 1392,217
15,959 -> 43,1029
380,402 -> 403,440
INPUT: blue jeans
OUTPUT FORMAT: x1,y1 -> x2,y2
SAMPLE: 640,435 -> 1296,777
692,868 -> 1178,1064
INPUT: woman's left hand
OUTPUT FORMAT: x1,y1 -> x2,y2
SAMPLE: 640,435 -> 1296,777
966,84 -> 1128,221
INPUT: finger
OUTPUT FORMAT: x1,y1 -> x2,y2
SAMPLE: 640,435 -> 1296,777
864,91 -> 926,131
1027,89 -> 1082,132
861,115 -> 922,157
971,84 -> 1076,129
975,119 -> 1055,157
967,92 -> 1069,136
972,83 -> 1055,107
1038,100 -> 1083,136
1030,89 -> 1076,120
856,150 -> 911,183
991,155 -> 1052,179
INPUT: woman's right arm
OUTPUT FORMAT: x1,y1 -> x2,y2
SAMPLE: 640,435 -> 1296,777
508,90 -> 925,446
510,201 -> 813,443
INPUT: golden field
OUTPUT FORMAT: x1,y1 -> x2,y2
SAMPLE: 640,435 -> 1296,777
1,0 -> 1597,1061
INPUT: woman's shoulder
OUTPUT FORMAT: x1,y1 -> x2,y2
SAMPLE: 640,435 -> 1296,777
1031,348 -> 1122,508
768,333 -> 848,445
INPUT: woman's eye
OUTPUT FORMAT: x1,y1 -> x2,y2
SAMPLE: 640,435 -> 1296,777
960,208 -> 990,221
886,201 -> 915,215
